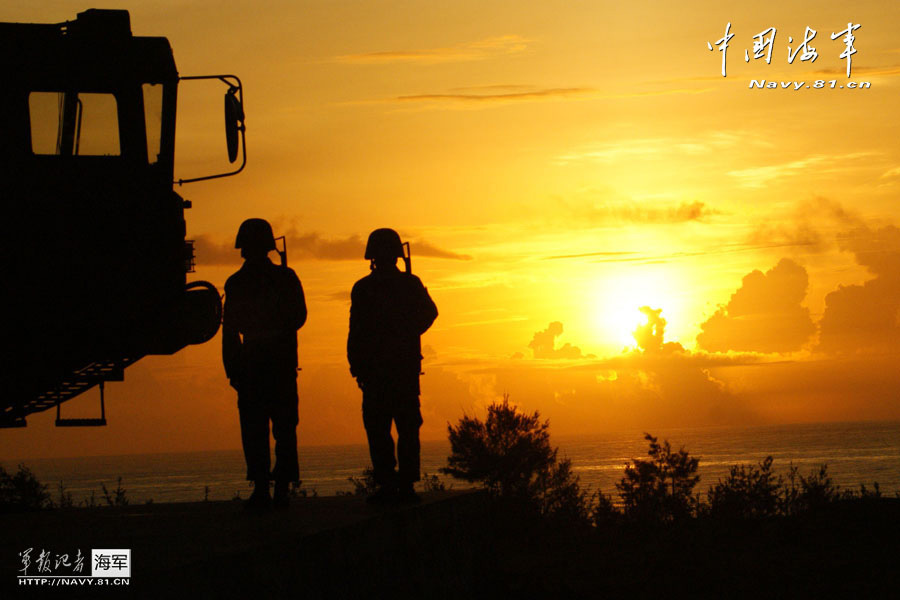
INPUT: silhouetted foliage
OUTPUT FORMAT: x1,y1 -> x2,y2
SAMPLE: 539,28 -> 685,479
534,457 -> 591,522
707,456 -> 781,519
289,480 -> 318,498
443,396 -> 556,498
442,396 -> 589,521
342,467 -> 378,497
781,463 -> 844,515
616,433 -> 700,522
421,471 -> 449,492
100,477 -> 129,506
55,481 -> 75,509
591,491 -> 620,528
0,464 -> 50,512
849,482 -> 881,499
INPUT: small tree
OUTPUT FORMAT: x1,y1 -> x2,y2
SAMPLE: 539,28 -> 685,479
617,433 -> 700,522
707,456 -> 781,519
534,458 -> 591,522
442,396 -> 589,521
591,490 -> 620,528
781,463 -> 842,515
0,464 -> 50,512
442,396 -> 556,499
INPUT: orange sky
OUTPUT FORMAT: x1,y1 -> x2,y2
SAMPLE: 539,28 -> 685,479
4,1 -> 900,459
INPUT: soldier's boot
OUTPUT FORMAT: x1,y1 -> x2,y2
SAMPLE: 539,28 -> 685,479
244,479 -> 271,511
273,481 -> 290,509
366,484 -> 398,506
397,482 -> 421,504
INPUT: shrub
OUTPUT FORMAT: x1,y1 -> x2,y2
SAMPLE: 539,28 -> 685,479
707,456 -> 781,519
289,481 -> 318,498
55,482 -> 75,509
442,396 -> 556,499
850,482 -> 881,499
100,477 -> 129,506
780,463 -> 847,515
342,467 -> 378,497
421,472 -> 448,493
591,491 -> 620,528
442,396 -> 589,521
0,464 -> 50,512
533,458 -> 591,522
616,433 -> 700,522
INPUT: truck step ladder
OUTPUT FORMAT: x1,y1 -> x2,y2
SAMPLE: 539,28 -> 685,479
0,358 -> 137,428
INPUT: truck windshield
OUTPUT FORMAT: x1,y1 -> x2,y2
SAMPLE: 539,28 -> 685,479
29,91 -> 120,156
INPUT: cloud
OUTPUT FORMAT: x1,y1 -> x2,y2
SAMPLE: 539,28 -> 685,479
818,224 -> 900,355
395,87 -> 594,105
450,84 -> 543,93
633,307 -> 686,355
334,35 -> 530,65
561,200 -> 720,226
746,196 -> 865,252
697,258 -> 816,353
477,310 -> 763,430
741,199 -> 900,356
325,290 -> 351,302
556,130 -> 770,165
291,232 -> 367,260
193,231 -> 471,265
545,240 -> 837,266
603,88 -> 712,99
812,65 -> 900,77
192,234 -> 237,266
342,84 -> 601,110
192,232 -> 363,264
747,222 -> 826,252
528,322 -> 584,359
727,153 -> 875,188
750,225 -> 825,251
364,86 -> 709,110
478,308 -> 761,431
412,239 -> 473,260
547,251 -> 639,261
880,166 -> 900,180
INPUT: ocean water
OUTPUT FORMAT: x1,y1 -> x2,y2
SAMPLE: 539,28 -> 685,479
6,421 -> 899,505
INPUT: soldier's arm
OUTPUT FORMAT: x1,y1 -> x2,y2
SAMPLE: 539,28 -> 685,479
413,277 -> 438,335
221,284 -> 241,382
347,283 -> 366,380
287,269 -> 308,330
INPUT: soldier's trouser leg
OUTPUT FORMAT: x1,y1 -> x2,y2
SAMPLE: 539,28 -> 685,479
396,400 -> 423,485
269,377 -> 300,484
362,385 -> 397,487
238,391 -> 271,482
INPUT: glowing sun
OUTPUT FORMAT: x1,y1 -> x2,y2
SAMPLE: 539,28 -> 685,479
591,267 -> 687,350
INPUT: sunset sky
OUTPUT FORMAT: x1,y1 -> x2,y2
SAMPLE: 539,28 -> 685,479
4,1 -> 900,459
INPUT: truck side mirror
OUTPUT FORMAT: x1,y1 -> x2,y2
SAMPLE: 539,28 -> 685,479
176,74 -> 246,185
225,87 -> 244,164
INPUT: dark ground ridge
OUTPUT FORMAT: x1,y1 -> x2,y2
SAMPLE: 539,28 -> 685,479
2,492 -> 899,599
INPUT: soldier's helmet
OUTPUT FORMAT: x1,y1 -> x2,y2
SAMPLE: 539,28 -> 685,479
235,218 -> 276,252
364,228 -> 403,260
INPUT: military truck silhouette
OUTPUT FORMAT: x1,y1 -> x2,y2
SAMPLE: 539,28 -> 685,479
0,9 -> 246,427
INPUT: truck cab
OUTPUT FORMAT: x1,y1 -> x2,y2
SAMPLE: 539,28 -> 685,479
0,9 -> 245,427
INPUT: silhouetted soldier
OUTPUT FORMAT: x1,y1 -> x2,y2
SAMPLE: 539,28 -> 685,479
223,219 -> 307,509
348,229 -> 438,504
